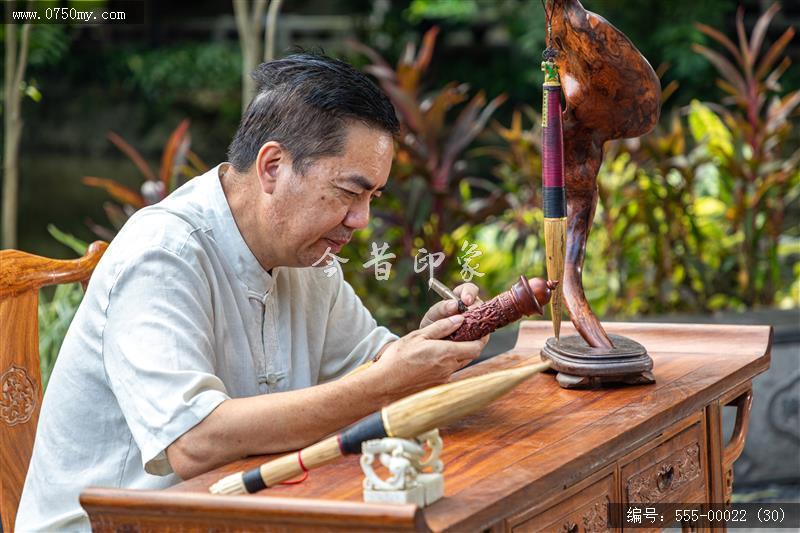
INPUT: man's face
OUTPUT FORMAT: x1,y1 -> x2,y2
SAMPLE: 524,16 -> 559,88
269,122 -> 394,268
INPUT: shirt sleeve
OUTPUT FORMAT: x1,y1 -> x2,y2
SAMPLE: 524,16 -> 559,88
102,244 -> 229,476
317,266 -> 399,382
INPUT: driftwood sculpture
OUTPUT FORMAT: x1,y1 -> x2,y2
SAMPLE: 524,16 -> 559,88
540,0 -> 661,387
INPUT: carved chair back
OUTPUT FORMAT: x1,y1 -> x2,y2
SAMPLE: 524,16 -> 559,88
0,241 -> 107,532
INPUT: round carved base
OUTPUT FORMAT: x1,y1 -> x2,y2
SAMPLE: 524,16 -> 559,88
540,334 -> 655,389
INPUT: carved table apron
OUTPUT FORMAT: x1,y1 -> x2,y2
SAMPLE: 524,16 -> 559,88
80,322 -> 771,532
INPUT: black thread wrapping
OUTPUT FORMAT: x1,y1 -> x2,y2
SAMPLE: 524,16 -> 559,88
339,411 -> 388,454
243,468 -> 268,492
543,186 -> 566,218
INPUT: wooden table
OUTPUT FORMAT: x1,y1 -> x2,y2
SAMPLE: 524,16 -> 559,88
81,322 -> 772,532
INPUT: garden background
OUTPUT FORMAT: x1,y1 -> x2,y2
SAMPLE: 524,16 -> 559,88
2,0 -> 799,500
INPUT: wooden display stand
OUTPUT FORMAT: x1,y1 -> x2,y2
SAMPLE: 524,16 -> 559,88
81,322 -> 771,532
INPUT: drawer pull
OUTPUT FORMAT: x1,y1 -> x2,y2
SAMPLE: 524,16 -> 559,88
656,465 -> 674,492
559,521 -> 579,533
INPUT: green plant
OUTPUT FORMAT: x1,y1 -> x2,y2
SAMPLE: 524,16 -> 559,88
82,120 -> 208,240
2,14 -> 73,248
38,225 -> 88,390
126,42 -> 241,116
404,0 -> 480,23
691,2 -> 799,306
38,283 -> 84,389
346,27 -> 510,331
474,4 -> 800,319
584,2 -> 800,315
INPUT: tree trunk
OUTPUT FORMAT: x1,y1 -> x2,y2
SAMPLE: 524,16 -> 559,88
233,0 -> 267,113
3,5 -> 32,249
264,0 -> 283,62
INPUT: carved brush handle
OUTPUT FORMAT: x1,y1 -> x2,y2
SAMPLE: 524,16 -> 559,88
447,275 -> 556,341
542,76 -> 566,211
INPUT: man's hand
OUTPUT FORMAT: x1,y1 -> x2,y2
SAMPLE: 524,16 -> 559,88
419,281 -> 489,349
371,315 -> 484,399
419,282 -> 482,328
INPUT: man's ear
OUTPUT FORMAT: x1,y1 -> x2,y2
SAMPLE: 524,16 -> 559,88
255,141 -> 289,194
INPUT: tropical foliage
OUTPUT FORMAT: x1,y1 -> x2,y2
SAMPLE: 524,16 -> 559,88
81,120 -> 208,241
691,3 -> 799,307
343,3 -> 798,331
510,3 -> 800,316
38,226 -> 88,389
41,3 -> 799,346
345,27 -> 512,331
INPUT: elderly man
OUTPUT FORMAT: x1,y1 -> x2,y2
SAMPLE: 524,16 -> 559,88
16,53 -> 486,531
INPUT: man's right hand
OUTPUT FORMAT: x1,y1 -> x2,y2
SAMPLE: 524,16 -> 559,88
371,314 -> 484,398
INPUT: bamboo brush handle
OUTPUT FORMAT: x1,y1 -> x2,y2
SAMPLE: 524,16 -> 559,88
384,361 -> 552,438
210,436 -> 342,495
544,218 -> 567,338
262,436 -> 341,486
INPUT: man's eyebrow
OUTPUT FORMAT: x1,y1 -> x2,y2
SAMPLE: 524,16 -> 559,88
344,175 -> 385,192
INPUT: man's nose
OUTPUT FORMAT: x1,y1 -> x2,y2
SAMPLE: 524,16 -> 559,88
343,198 -> 370,229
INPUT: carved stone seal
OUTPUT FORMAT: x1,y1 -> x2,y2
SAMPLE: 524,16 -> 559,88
1,364 -> 38,426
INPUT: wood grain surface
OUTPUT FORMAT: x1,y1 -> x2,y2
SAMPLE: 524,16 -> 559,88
0,241 -> 107,297
0,241 -> 107,532
81,321 -> 771,532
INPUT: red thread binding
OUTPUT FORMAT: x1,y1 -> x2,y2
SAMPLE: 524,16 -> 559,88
279,451 -> 309,485
336,433 -> 346,455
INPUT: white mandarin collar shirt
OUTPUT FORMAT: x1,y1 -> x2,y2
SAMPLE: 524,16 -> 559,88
16,164 -> 397,532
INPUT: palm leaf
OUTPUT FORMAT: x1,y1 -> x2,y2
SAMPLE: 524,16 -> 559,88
414,26 -> 439,74
381,83 -> 424,132
766,90 -> 800,131
692,44 -> 748,96
103,202 -> 131,230
422,82 -> 469,141
735,6 -> 752,75
345,38 -> 392,71
754,27 -> 795,80
82,176 -> 145,208
159,119 -> 191,192
750,3 -> 781,64
106,131 -> 156,182
364,64 -> 399,85
764,56 -> 791,91
695,22 -> 743,68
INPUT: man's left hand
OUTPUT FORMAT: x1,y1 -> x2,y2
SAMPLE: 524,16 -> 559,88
419,282 -> 489,349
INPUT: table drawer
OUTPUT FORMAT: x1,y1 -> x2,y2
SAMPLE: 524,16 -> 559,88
621,421 -> 706,505
510,473 -> 615,533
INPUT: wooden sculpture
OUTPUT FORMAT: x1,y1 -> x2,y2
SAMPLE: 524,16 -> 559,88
539,0 -> 661,387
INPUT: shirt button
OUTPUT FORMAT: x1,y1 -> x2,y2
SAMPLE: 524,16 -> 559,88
266,372 -> 278,386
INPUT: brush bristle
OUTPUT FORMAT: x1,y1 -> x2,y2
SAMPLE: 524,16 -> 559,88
209,472 -> 247,495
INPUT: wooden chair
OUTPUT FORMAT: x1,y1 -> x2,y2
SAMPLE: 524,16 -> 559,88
0,241 -> 107,532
